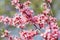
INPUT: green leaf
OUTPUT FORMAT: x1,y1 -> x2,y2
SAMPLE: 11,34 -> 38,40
57,20 -> 60,27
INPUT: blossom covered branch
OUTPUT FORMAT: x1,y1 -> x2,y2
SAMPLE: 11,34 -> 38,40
0,0 -> 60,40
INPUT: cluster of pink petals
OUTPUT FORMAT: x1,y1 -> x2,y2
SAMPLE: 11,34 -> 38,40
19,30 -> 38,40
1,30 -> 10,38
0,0 -> 60,40
47,0 -> 52,3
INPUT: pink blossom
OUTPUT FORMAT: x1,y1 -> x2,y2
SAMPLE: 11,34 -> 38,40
19,30 -> 38,40
0,0 -> 60,40
11,0 -> 19,5
47,0 -> 52,3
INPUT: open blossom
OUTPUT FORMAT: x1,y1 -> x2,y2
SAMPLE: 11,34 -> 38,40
8,35 -> 13,40
3,17 -> 12,25
47,0 -> 52,3
12,14 -> 27,28
23,0 -> 31,7
19,30 -> 38,40
49,16 -> 56,22
31,16 -> 40,24
21,8 -> 33,18
11,0 -> 19,5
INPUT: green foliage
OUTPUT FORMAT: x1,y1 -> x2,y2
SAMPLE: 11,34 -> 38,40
30,0 -> 43,15
26,23 -> 34,30
57,20 -> 60,27
0,28 -> 5,33
0,28 -> 5,40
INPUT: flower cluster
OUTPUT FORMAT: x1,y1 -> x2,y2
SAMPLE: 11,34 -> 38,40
19,30 -> 38,40
0,0 -> 60,40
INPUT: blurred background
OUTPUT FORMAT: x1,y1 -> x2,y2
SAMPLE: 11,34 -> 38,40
0,0 -> 60,40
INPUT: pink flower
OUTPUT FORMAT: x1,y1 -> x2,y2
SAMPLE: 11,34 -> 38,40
23,0 -> 31,7
0,0 -> 60,40
0,16 -> 4,22
47,0 -> 52,3
1,30 -> 10,37
11,0 -> 19,5
32,16 -> 40,24
19,30 -> 38,40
